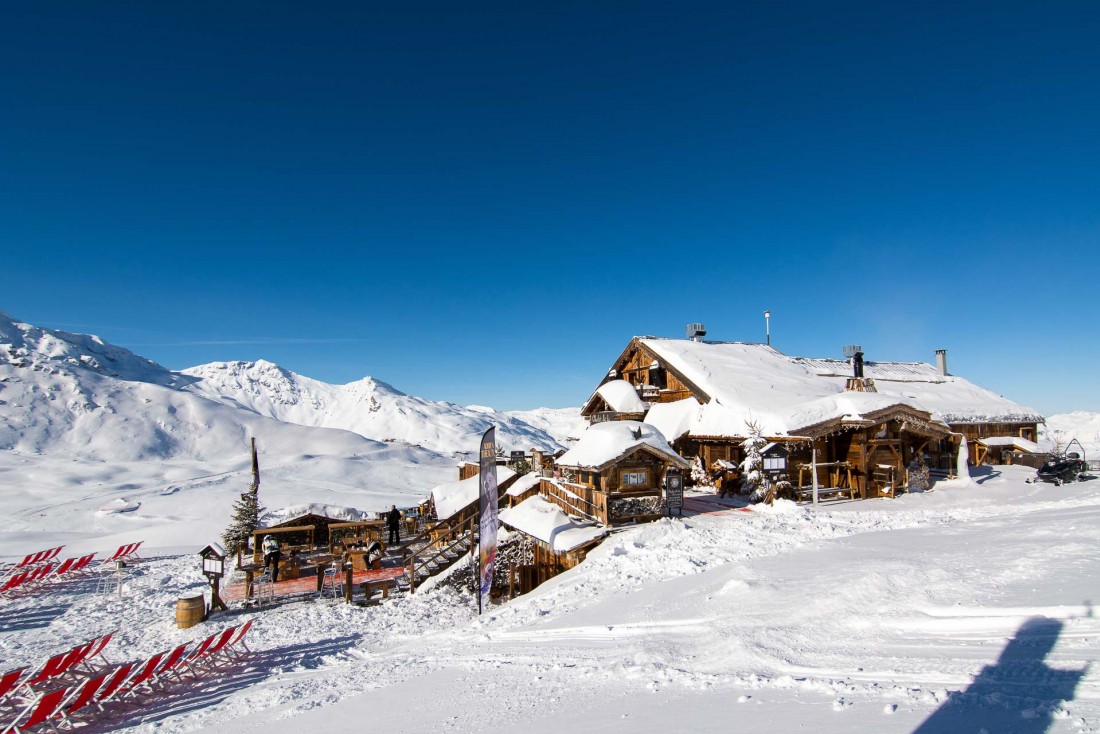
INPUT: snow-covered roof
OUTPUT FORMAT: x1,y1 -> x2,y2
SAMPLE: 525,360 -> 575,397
431,467 -> 518,521
504,472 -> 542,497
260,503 -> 371,527
499,496 -> 607,553
635,338 -> 1042,437
556,421 -> 688,470
593,379 -> 648,414
977,436 -> 1041,452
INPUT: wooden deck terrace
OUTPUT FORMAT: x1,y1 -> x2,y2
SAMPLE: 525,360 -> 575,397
222,566 -> 404,602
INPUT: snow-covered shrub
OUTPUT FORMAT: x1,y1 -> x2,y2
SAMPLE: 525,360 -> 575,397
741,420 -> 766,497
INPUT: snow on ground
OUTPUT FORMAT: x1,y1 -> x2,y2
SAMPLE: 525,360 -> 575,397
4,465 -> 1098,734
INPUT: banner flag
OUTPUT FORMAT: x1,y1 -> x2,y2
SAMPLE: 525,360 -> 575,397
478,427 -> 498,614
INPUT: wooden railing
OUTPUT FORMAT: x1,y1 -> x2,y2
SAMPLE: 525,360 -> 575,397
402,515 -> 475,594
539,479 -> 663,526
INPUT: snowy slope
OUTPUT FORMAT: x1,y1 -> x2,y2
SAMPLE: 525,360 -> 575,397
505,406 -> 586,446
2,468 -> 1097,734
181,360 -> 566,456
1043,411 -> 1100,457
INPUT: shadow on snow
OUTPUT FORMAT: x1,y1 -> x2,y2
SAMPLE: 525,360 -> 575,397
913,615 -> 1088,734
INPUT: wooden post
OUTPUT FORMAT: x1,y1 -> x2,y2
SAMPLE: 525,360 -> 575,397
316,567 -> 324,594
409,553 -> 417,594
344,565 -> 353,604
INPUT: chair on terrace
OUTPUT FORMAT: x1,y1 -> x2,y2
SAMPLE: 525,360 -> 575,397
319,566 -> 342,600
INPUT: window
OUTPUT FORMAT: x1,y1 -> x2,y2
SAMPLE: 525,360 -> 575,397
621,470 -> 648,487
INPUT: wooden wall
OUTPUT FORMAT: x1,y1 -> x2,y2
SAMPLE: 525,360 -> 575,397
618,346 -> 694,404
950,422 -> 1040,458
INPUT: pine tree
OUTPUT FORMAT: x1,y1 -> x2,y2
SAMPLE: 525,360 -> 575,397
740,419 -> 767,499
222,438 -> 264,556
222,489 -> 264,556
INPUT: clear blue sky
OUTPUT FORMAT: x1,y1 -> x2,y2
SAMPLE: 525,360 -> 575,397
2,2 -> 1098,413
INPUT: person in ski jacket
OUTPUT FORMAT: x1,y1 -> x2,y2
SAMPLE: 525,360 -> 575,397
262,534 -> 281,582
386,505 -> 402,545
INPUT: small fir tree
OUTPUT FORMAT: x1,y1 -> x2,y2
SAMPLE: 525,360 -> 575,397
690,456 -> 709,486
222,489 -> 264,556
222,437 -> 264,556
740,419 -> 767,499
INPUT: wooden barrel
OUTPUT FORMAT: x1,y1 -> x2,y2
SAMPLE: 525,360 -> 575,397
175,595 -> 205,629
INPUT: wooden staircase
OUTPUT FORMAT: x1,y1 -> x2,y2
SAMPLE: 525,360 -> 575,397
395,509 -> 478,594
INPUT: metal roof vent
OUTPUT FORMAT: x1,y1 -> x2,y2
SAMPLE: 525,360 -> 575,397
686,323 -> 707,341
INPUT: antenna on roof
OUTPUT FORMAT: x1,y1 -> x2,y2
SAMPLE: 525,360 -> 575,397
686,323 -> 706,341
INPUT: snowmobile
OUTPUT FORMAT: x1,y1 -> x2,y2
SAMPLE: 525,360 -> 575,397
1035,439 -> 1089,485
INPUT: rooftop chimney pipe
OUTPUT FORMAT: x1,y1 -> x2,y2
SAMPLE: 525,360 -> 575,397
935,349 -> 948,376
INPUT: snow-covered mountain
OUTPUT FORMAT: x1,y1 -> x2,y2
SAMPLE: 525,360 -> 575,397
180,360 -> 569,456
0,311 -> 572,462
1043,411 -> 1100,458
0,311 -> 386,463
505,406 -> 586,446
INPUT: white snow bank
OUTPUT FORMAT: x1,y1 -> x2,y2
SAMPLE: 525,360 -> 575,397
499,496 -> 606,552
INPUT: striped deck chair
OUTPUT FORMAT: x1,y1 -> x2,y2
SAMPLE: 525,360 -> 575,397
2,685 -> 69,734
102,545 -> 131,565
18,564 -> 56,596
91,662 -> 136,713
122,541 -> 144,562
68,555 -> 97,579
117,651 -> 166,702
0,668 -> 28,708
177,631 -> 221,678
55,672 -> 109,728
144,644 -> 190,689
20,651 -> 71,695
14,551 -> 46,570
48,558 -> 77,581
40,548 -> 63,565
195,627 -> 239,671
75,633 -> 114,674
0,571 -> 30,600
223,619 -> 255,661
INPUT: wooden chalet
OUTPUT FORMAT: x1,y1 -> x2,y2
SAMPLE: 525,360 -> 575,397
499,495 -> 606,593
541,420 -> 689,524
580,336 -> 1045,499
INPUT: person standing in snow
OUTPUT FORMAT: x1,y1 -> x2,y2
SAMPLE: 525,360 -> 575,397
262,534 -> 281,583
386,505 -> 402,546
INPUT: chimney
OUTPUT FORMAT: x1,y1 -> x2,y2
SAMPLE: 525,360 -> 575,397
686,323 -> 706,342
935,349 -> 948,376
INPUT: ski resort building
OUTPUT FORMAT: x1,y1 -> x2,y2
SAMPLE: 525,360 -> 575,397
580,335 -> 1044,499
